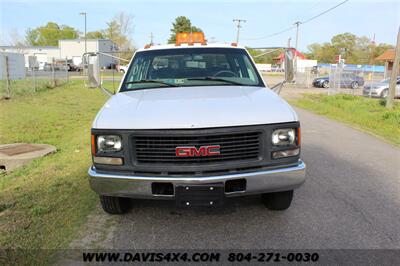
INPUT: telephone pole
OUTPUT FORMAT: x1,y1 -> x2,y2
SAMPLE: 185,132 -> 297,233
149,32 -> 154,45
294,21 -> 301,79
233,19 -> 246,44
294,21 -> 301,53
386,26 -> 400,109
79,12 -> 87,54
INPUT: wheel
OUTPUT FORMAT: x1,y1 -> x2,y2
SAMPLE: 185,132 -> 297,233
120,69 -> 125,73
261,190 -> 293,210
381,89 -> 388,98
322,81 -> 329,88
99,195 -> 130,214
351,81 -> 359,89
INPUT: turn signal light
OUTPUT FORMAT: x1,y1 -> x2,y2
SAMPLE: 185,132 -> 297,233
297,127 -> 301,146
91,134 -> 96,155
272,148 -> 300,159
93,156 -> 123,165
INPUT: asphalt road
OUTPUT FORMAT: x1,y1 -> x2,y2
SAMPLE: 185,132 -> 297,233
70,108 -> 400,254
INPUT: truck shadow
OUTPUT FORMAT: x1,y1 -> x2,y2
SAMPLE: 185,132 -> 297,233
104,142 -> 399,249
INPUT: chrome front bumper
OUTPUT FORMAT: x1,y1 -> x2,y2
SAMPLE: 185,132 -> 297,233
88,161 -> 306,199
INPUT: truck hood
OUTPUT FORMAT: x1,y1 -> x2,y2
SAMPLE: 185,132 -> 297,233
93,86 -> 298,129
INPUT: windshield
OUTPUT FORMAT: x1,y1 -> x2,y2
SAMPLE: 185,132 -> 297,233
120,47 -> 264,91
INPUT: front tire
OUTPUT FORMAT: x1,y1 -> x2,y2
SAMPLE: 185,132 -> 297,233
322,81 -> 329,88
99,195 -> 130,214
262,190 -> 293,210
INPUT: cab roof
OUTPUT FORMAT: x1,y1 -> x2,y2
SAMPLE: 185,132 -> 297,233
136,43 -> 246,52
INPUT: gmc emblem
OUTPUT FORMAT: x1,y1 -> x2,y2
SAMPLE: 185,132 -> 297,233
175,145 -> 221,157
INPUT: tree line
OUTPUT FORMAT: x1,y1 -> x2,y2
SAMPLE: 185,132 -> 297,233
249,33 -> 393,66
14,15 -> 203,60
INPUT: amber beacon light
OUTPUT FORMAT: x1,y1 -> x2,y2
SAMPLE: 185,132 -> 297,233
175,32 -> 207,46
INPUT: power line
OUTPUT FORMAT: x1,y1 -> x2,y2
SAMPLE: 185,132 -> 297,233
301,0 -> 349,24
242,0 -> 349,41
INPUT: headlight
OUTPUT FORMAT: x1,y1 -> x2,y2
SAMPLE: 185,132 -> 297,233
272,129 -> 296,146
97,135 -> 122,152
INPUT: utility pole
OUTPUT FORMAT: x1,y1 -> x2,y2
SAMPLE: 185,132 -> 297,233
294,21 -> 301,81
386,26 -> 400,109
79,12 -> 87,54
149,32 -> 154,45
294,21 -> 301,53
233,19 -> 246,44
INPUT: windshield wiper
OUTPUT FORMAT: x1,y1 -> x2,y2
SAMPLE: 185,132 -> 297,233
123,80 -> 178,87
186,77 -> 244,86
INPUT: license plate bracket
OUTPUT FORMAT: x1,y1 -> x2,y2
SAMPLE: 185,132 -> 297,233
175,183 -> 224,207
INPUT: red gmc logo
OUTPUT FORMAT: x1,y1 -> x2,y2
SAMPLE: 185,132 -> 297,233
175,145 -> 221,157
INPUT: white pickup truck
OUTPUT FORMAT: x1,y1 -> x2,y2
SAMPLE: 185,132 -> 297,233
89,36 -> 306,214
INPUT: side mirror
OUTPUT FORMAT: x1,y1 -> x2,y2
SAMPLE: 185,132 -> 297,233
284,49 -> 294,82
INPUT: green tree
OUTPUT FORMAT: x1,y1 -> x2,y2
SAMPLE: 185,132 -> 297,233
102,12 -> 135,60
26,22 -> 79,46
168,16 -> 203,43
306,42 -> 338,63
331,32 -> 357,61
306,33 -> 394,65
86,31 -> 105,39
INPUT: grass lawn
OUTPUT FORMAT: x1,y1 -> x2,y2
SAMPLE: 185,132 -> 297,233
0,80 -> 108,264
291,94 -> 400,146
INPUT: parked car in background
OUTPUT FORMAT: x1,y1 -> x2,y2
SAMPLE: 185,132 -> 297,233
43,63 -> 52,71
43,63 -> 68,71
313,73 -> 364,89
118,65 -> 128,73
363,77 -> 400,98
66,59 -> 81,72
271,65 -> 284,72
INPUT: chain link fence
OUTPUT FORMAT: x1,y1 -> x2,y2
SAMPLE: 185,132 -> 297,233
1,56 -> 70,99
295,64 -> 385,96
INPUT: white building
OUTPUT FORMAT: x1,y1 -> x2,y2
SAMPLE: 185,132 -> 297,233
296,59 -> 318,73
256,63 -> 272,72
0,46 -> 60,68
0,39 -> 118,69
59,39 -> 118,68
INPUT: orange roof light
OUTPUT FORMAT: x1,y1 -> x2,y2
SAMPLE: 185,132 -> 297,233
176,32 -> 206,46
144,44 -> 151,49
231,42 -> 238,47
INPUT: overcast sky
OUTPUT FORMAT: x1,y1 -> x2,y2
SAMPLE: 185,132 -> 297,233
1,0 -> 399,51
